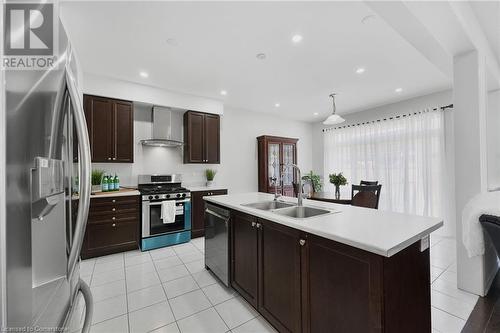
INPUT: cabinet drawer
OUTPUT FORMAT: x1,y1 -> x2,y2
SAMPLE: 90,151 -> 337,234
89,205 -> 138,217
90,195 -> 139,206
85,220 -> 138,253
88,213 -> 138,225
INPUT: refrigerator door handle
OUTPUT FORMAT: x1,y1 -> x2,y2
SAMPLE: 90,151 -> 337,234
78,278 -> 93,333
65,63 -> 92,278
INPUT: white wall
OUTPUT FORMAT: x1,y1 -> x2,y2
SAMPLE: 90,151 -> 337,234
93,104 -> 314,193
218,107 -> 313,194
312,90 -> 456,237
487,89 -> 500,190
83,73 -> 224,115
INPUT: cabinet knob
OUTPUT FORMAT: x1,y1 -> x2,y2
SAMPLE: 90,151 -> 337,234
112,157 -> 116,160
112,217 -> 116,220
107,157 -> 111,160
112,208 -> 116,211
299,239 -> 306,246
251,222 -> 256,228
112,199 -> 116,203
112,223 -> 116,227
256,223 -> 261,229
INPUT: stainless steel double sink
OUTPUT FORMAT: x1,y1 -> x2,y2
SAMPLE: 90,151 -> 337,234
242,200 -> 333,219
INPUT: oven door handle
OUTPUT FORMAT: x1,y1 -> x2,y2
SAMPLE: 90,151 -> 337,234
146,199 -> 190,205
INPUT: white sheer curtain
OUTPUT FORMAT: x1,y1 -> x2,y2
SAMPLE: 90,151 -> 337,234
323,109 -> 447,219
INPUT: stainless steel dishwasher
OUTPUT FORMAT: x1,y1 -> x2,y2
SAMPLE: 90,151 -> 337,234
204,203 -> 230,286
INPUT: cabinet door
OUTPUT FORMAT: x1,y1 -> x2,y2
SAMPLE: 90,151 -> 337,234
258,219 -> 302,333
84,95 -> 114,162
191,191 -> 207,238
184,112 -> 205,163
83,219 -> 138,258
303,235 -> 383,333
204,114 -> 220,163
231,212 -> 259,307
282,143 -> 296,197
267,143 -> 281,188
113,100 -> 134,162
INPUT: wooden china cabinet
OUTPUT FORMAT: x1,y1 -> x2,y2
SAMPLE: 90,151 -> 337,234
257,135 -> 298,197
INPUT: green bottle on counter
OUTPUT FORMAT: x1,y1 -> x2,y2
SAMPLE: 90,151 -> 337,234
114,174 -> 120,191
102,175 -> 109,192
108,174 -> 115,191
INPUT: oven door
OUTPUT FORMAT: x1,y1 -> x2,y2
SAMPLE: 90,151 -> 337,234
142,199 -> 189,237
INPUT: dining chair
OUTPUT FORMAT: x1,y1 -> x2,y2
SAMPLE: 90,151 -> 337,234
360,180 -> 379,186
351,184 -> 382,209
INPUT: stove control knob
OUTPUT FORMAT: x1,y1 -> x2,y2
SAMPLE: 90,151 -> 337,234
148,196 -> 153,200
166,194 -> 171,199
176,193 -> 181,198
155,195 -> 160,199
182,193 -> 186,198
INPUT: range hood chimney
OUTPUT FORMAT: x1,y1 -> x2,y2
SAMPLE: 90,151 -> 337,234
140,106 -> 184,147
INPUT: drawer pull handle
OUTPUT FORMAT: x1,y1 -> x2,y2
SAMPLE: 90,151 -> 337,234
112,223 -> 116,227
299,239 -> 306,246
112,217 -> 116,220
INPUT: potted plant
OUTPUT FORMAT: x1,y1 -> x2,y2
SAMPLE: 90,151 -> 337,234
205,169 -> 217,187
91,169 -> 105,193
302,170 -> 322,194
329,172 -> 348,199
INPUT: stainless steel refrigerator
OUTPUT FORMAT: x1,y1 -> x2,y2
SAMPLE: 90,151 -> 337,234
1,17 -> 93,332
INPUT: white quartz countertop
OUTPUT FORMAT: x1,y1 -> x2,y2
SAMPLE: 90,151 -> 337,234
204,192 -> 443,257
73,188 -> 140,200
187,185 -> 228,192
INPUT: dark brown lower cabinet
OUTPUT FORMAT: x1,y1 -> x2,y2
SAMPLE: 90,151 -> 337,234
259,220 -> 302,333
229,209 -> 431,333
230,211 -> 259,307
191,189 -> 228,238
81,195 -> 140,259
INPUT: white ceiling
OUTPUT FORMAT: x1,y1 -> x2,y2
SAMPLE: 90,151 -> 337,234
61,1 -> 451,122
470,1 -> 500,67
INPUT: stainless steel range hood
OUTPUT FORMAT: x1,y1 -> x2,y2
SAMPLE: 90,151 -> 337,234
141,106 -> 184,147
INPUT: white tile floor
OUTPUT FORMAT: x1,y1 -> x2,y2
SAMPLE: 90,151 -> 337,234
70,235 -> 475,333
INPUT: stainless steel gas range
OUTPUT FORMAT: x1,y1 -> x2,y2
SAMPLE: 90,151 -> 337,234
138,174 -> 191,250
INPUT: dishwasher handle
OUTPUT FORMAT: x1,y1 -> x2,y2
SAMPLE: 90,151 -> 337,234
205,208 -> 229,222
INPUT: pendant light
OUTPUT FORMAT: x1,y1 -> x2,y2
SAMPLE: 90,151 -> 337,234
323,93 -> 345,125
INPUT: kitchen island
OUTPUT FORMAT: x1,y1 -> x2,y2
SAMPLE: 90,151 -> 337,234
204,192 -> 443,333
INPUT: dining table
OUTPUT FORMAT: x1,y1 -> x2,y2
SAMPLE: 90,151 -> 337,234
308,192 -> 352,205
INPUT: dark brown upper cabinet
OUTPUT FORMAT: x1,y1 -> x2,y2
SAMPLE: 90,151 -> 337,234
257,135 -> 298,197
183,111 -> 220,164
83,94 -> 134,163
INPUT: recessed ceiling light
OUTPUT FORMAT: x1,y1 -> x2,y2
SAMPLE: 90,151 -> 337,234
256,53 -> 266,60
355,67 -> 366,74
395,88 -> 403,93
166,38 -> 178,46
313,112 -> 319,116
139,71 -> 148,78
220,90 -> 227,96
275,103 -> 280,108
292,34 -> 303,43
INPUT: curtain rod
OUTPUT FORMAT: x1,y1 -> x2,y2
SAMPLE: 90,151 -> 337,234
322,104 -> 453,132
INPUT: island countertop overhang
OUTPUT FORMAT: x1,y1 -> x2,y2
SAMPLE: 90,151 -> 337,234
204,192 -> 443,257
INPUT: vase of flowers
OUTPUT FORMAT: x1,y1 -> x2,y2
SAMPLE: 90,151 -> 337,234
329,172 -> 347,199
205,169 -> 217,187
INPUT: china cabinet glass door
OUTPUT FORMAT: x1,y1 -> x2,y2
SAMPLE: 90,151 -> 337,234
282,144 -> 295,186
268,143 -> 280,187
